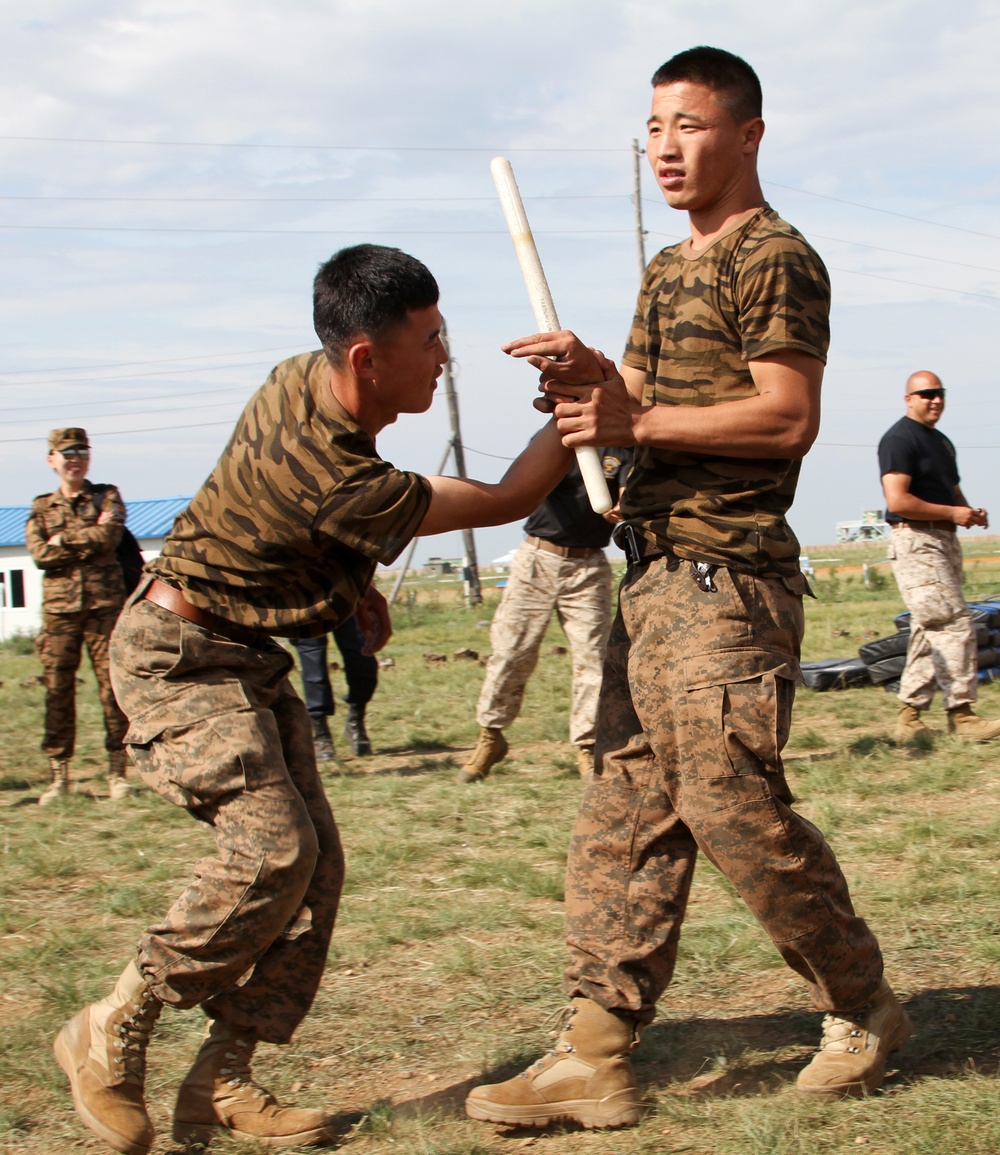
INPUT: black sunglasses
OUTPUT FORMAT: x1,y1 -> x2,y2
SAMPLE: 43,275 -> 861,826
908,388 -> 945,400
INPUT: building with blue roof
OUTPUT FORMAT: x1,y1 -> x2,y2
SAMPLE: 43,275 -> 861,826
0,496 -> 189,639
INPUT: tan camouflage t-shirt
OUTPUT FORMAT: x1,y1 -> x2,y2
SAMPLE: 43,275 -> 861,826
620,205 -> 830,577
151,350 -> 431,636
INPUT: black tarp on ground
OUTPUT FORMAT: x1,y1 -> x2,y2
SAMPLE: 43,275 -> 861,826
799,657 -> 872,691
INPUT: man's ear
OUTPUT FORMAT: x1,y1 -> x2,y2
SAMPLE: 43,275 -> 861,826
46,451 -> 58,471
346,339 -> 376,382
743,116 -> 764,152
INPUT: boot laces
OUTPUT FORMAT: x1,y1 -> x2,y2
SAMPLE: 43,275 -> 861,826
218,1037 -> 272,1102
112,996 -> 159,1083
817,1009 -> 868,1056
521,1004 -> 578,1078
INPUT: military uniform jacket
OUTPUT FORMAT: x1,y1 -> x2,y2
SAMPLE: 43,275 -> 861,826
26,481 -> 127,613
620,205 -> 830,578
150,351 -> 431,637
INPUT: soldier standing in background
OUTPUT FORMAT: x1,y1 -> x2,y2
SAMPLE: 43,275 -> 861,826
460,447 -> 631,783
25,428 -> 130,804
879,370 -> 1000,742
291,613 -> 382,759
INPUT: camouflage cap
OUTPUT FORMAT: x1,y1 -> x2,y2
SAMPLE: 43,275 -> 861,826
48,427 -> 90,452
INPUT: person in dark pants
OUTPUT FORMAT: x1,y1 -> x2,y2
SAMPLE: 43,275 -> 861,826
291,614 -> 379,758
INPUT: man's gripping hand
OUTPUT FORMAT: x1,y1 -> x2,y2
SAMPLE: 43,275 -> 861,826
502,330 -> 605,386
539,353 -> 642,449
355,585 -> 392,655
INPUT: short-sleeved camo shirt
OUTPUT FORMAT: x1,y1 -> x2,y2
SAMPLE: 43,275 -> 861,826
619,205 -> 830,577
150,350 -> 431,636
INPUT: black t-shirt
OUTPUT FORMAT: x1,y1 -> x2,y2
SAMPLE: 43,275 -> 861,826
878,415 -> 959,522
524,448 -> 633,549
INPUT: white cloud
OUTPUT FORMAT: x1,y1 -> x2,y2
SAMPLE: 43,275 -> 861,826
0,0 -> 998,559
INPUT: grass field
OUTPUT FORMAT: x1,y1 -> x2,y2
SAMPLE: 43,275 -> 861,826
2,556 -> 999,1154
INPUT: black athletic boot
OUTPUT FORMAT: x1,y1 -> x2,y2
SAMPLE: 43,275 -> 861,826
310,715 -> 334,762
344,704 -> 372,756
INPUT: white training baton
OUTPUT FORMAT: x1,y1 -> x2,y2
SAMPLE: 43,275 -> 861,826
490,156 -> 613,515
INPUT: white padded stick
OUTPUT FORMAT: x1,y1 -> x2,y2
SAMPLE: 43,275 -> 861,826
490,156 -> 613,515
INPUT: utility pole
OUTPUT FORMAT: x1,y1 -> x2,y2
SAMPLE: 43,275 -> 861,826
441,318 -> 483,605
632,138 -> 647,280
387,318 -> 483,607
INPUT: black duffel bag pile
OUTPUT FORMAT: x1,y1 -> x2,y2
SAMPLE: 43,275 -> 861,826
799,596 -> 1000,693
859,599 -> 1000,693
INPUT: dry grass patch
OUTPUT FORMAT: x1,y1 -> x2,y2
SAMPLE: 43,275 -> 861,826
3,580 -> 1000,1153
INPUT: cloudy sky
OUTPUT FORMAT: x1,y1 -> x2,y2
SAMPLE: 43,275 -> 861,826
2,0 -> 999,567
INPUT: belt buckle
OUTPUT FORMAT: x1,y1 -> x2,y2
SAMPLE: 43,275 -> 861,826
622,524 -> 642,567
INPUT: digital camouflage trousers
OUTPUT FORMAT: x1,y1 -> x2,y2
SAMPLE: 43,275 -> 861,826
889,525 -> 977,710
564,555 -> 884,1020
110,588 -> 344,1044
476,539 -> 612,746
37,605 -> 127,760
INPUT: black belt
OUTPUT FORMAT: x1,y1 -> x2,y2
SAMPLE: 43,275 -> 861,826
620,525 -> 668,568
619,526 -> 719,592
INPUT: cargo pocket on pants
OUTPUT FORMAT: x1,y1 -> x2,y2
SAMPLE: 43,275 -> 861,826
680,649 -> 798,791
124,680 -> 256,808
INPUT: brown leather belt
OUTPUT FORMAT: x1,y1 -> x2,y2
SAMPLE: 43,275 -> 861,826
526,535 -> 602,559
892,520 -> 956,533
141,578 -> 269,647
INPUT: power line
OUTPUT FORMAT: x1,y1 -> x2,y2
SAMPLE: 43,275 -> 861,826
643,186 -> 1000,244
0,135 -> 628,153
0,385 -> 250,419
826,264 -> 1000,304
0,346 -> 296,379
807,233 -> 1000,277
0,224 -> 634,236
763,180 -> 1000,244
4,396 -> 243,426
0,359 -> 275,389
0,193 -> 629,204
0,419 -> 236,444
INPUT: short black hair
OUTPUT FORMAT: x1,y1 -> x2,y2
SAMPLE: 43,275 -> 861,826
651,46 -> 762,122
313,244 -> 439,366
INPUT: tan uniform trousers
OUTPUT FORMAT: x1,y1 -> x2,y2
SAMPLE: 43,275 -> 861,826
37,606 -> 128,760
476,538 -> 612,746
564,556 -> 883,1021
889,524 -> 978,710
110,590 -> 344,1045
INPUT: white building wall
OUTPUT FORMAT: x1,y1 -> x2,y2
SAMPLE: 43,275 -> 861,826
0,541 -> 164,641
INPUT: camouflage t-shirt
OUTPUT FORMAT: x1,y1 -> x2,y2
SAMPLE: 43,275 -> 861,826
150,350 -> 431,636
619,205 -> 830,577
25,481 -> 127,613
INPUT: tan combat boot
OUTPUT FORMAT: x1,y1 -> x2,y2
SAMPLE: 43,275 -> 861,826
172,1020 -> 337,1148
465,997 -> 644,1129
576,745 -> 595,779
108,749 -> 132,801
946,703 -> 1000,742
38,758 -> 70,806
796,978 -> 912,1099
456,727 -> 508,784
893,704 -> 932,743
53,960 -> 162,1155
